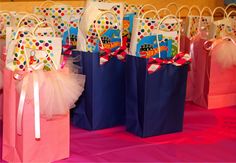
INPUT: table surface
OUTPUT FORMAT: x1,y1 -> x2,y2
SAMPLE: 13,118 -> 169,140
1,102 -> 236,162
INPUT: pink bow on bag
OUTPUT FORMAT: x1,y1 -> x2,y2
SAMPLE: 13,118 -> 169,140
147,52 -> 191,74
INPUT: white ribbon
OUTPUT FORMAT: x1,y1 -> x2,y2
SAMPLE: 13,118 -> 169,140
16,63 -> 44,139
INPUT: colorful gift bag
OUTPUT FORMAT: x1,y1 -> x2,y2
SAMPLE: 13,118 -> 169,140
72,11 -> 126,130
191,36 -> 236,109
3,19 -> 84,162
130,11 -> 180,58
227,10 -> 236,37
34,0 -> 84,38
209,7 -> 233,39
123,3 -> 144,51
126,15 -> 191,137
77,1 -> 124,52
185,7 -> 213,101
2,68 -> 69,162
0,11 -> 12,39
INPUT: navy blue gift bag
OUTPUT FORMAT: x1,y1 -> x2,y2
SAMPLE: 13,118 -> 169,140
125,55 -> 189,137
72,10 -> 127,130
71,51 -> 126,130
126,14 -> 190,137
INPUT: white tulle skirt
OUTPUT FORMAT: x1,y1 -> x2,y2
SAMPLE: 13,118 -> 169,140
16,62 -> 85,119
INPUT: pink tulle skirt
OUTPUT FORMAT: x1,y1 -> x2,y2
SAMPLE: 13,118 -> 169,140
16,63 -> 85,119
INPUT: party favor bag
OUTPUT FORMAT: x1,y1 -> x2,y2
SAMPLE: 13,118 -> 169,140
126,15 -> 191,137
209,7 -> 233,39
123,3 -> 144,51
34,0 -> 84,38
77,1 -> 124,52
2,21 -> 71,162
191,36 -> 236,109
72,11 -> 126,130
2,68 -> 69,163
130,9 -> 179,58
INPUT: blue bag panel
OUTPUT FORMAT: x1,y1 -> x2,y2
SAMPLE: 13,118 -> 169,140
72,51 -> 126,130
125,55 -> 188,137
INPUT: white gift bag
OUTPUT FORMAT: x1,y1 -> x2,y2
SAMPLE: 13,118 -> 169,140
6,20 -> 62,71
77,1 -> 124,52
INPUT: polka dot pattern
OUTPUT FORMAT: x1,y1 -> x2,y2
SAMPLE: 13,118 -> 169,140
13,37 -> 55,71
85,5 -> 122,52
0,13 -> 11,38
124,3 -> 144,14
35,7 -> 84,37
187,16 -> 212,38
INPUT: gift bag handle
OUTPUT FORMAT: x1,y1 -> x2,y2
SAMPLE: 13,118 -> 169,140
17,14 -> 41,28
175,5 -> 190,18
197,7 -> 213,29
156,8 -> 172,18
187,5 -> 201,16
166,2 -> 178,14
0,11 -> 14,26
13,27 -> 34,41
94,11 -> 122,48
141,10 -> 160,19
39,0 -> 62,8
227,10 -> 236,19
156,14 -> 181,57
138,4 -> 157,18
211,7 -> 227,21
225,3 -> 236,12
33,21 -> 56,37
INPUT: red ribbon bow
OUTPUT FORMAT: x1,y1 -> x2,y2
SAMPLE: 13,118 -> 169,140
99,37 -> 128,65
147,52 -> 191,74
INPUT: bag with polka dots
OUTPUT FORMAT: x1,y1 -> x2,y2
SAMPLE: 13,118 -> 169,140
77,1 -> 124,52
6,14 -> 56,49
129,10 -> 181,58
6,18 -> 62,72
123,4 -> 144,52
34,1 -> 84,38
209,7 -> 234,39
0,11 -> 13,39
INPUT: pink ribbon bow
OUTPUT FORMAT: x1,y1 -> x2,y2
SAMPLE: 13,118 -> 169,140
147,52 -> 191,74
99,37 -> 128,65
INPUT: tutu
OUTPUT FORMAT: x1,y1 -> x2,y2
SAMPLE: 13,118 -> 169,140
16,61 -> 85,119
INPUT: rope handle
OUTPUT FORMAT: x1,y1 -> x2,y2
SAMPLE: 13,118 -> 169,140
187,5 -> 201,16
94,11 -> 122,48
175,5 -> 190,18
156,8 -> 172,17
227,10 -> 236,19
17,14 -> 41,28
33,21 -> 56,37
166,2 -> 178,14
138,4 -> 157,18
39,0 -> 62,8
211,7 -> 227,21
198,7 -> 213,29
141,10 -> 160,19
225,3 -> 236,12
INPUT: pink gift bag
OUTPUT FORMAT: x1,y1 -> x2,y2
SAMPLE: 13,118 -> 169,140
2,68 -> 70,163
0,43 -> 5,120
180,34 -> 193,101
191,38 -> 236,109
